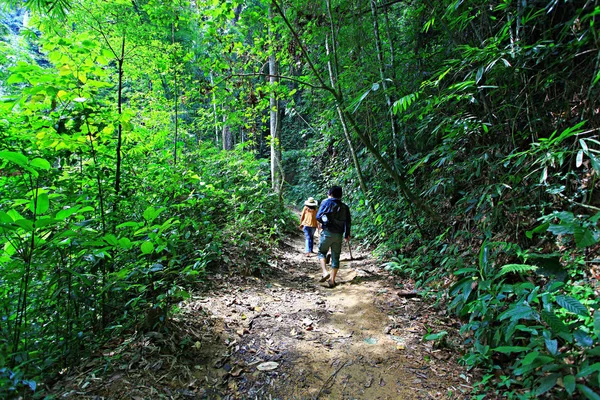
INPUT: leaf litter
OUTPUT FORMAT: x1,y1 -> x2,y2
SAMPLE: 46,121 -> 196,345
47,230 -> 476,399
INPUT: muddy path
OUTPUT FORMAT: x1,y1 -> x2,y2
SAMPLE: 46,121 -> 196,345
50,231 -> 476,399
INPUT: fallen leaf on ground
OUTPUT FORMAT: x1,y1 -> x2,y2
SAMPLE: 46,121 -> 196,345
256,361 -> 279,371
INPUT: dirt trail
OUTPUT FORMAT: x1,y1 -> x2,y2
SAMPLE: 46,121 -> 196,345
181,232 -> 473,399
50,231 -> 475,399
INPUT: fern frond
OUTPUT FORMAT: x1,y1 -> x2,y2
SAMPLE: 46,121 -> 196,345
498,264 -> 538,277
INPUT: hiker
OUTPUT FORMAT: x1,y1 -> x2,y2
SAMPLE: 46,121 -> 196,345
299,197 -> 320,256
316,186 -> 351,288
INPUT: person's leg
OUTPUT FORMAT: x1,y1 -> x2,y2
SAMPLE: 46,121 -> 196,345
307,227 -> 316,253
317,231 -> 331,280
329,234 -> 343,285
303,226 -> 311,255
320,257 -> 328,278
330,267 -> 338,286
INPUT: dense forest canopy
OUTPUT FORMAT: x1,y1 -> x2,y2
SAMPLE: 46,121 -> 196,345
1,0 -> 600,398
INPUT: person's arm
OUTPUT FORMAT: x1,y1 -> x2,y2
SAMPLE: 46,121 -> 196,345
316,200 -> 327,223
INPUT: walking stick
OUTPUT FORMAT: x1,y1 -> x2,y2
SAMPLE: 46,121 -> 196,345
347,239 -> 354,261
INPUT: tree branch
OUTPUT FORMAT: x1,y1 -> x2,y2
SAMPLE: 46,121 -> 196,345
221,72 -> 331,91
271,0 -> 336,97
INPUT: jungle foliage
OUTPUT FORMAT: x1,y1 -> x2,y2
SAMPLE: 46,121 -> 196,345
1,0 -> 600,398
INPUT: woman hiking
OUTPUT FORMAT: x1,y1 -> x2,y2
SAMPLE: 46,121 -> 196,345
299,197 -> 320,256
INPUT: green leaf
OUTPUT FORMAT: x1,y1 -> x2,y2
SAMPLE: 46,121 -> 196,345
499,264 -> 537,276
541,310 -> 569,333
36,218 -> 59,228
104,234 -> 118,246
577,384 -> 600,400
577,363 -> 600,378
593,69 -> 600,87
549,120 -> 586,146
393,92 -> 420,115
149,263 -> 163,272
453,267 -> 477,276
424,331 -> 448,341
56,206 -> 81,220
590,153 -> 600,174
30,158 -> 51,170
535,373 -> 558,395
143,206 -> 165,222
498,304 -> 537,322
548,224 -> 575,235
0,211 -> 14,223
574,330 -> 594,347
116,221 -> 141,229
141,241 -> 154,255
0,151 -> 28,167
586,347 -> 600,357
594,312 -> 600,337
351,87 -> 373,113
545,338 -> 558,355
118,237 -> 132,250
493,346 -> 530,353
449,277 -> 474,302
36,193 -> 49,215
62,265 -> 93,286
555,295 -> 589,316
521,351 -> 539,365
14,219 -> 34,231
526,222 -> 549,239
564,375 -> 576,395
574,225 -> 597,248
479,240 -> 489,270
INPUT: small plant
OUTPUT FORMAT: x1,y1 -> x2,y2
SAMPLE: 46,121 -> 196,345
424,329 -> 449,348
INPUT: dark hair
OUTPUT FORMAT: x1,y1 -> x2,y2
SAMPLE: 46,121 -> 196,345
306,205 -> 317,210
328,185 -> 342,198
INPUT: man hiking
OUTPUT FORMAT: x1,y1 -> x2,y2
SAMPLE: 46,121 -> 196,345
316,186 -> 351,288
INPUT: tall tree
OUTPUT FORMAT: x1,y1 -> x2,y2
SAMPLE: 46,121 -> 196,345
269,3 -> 282,194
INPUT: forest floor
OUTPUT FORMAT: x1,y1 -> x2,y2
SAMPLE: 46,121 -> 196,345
49,230 -> 478,399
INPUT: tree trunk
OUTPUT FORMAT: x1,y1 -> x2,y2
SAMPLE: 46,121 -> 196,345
210,72 -> 219,148
370,0 -> 398,160
172,22 -> 178,165
222,116 -> 233,150
273,0 -> 438,221
269,4 -> 282,194
114,36 -> 125,206
325,32 -> 374,214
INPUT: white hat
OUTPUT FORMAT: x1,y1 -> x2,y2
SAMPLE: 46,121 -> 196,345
304,197 -> 318,206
